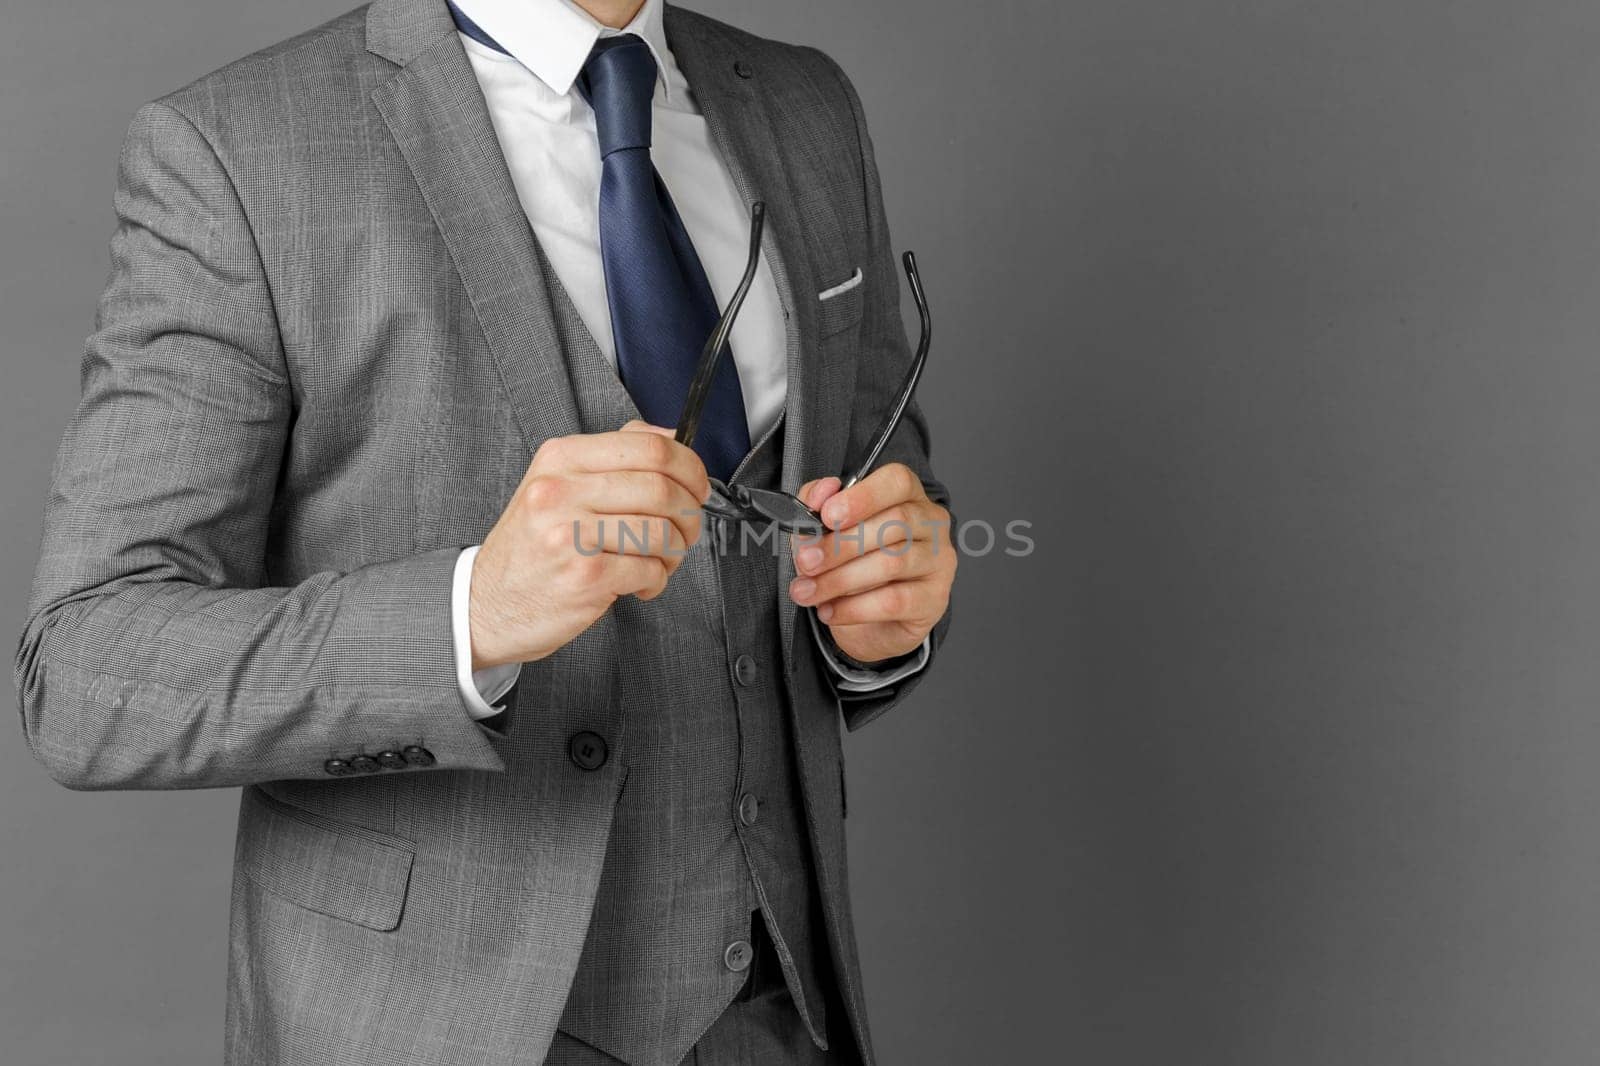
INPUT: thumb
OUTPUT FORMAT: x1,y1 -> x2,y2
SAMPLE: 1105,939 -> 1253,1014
621,419 -> 675,436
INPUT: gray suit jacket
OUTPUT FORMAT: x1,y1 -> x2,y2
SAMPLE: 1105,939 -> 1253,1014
14,1 -> 952,1062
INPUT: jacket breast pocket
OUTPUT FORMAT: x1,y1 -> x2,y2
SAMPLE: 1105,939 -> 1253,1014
236,786 -> 417,932
816,267 -> 865,339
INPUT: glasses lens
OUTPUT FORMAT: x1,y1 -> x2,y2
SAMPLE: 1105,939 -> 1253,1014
702,481 -> 823,535
745,489 -> 824,535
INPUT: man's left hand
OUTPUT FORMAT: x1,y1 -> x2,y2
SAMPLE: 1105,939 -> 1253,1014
788,463 -> 956,665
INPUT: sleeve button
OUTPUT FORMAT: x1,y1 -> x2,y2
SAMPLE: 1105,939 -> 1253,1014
402,745 -> 436,767
375,751 -> 407,769
323,758 -> 353,776
348,755 -> 381,774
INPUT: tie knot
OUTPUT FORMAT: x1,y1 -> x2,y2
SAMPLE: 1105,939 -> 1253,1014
577,34 -> 658,157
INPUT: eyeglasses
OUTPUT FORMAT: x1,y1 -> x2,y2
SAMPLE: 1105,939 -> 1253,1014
675,200 -> 932,537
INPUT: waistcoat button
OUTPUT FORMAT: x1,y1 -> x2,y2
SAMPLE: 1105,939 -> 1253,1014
568,731 -> 609,771
723,939 -> 753,972
734,654 -> 758,687
738,792 -> 760,826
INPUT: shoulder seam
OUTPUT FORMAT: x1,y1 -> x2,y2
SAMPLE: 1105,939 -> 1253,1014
150,4 -> 370,116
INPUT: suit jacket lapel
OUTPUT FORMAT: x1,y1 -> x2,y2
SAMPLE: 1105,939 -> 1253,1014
667,8 -> 845,673
368,0 -> 587,453
667,12 -> 821,489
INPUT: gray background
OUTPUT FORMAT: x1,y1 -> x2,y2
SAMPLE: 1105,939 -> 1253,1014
5,0 -> 1600,1063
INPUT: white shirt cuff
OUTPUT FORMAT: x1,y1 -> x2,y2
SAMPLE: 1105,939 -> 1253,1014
806,607 -> 931,694
452,546 -> 522,720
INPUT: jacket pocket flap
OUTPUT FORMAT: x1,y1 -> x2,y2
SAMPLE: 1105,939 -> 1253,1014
237,786 -> 416,932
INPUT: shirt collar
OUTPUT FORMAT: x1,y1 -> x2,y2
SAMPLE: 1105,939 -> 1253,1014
451,0 -> 676,102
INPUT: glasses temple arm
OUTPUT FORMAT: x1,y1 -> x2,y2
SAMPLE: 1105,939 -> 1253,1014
676,201 -> 766,449
841,250 -> 931,491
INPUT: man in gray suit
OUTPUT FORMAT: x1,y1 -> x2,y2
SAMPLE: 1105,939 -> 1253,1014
14,0 -> 955,1062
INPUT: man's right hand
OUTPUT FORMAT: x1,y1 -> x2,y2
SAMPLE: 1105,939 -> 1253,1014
467,420 -> 710,671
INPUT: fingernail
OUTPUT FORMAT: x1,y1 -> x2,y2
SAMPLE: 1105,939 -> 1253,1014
790,578 -> 816,603
817,603 -> 834,623
808,478 -> 839,507
823,500 -> 847,527
798,547 -> 823,572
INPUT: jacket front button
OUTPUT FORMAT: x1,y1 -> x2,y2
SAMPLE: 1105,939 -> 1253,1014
323,758 -> 353,777
568,731 -> 609,771
348,755 -> 381,774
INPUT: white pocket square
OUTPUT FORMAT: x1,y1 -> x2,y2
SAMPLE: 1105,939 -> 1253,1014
817,267 -> 863,301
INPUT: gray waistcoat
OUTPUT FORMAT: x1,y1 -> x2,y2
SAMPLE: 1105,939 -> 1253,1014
551,416 -> 831,1065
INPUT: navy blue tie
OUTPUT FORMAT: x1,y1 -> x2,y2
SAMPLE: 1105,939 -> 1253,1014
446,5 -> 751,480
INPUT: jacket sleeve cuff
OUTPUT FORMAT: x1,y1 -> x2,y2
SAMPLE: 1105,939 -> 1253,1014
805,606 -> 930,693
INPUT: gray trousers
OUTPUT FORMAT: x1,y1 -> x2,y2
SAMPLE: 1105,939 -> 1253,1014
544,912 -> 861,1066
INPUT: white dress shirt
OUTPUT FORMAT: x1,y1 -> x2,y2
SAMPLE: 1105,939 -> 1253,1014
447,0 -> 928,718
